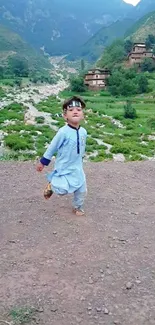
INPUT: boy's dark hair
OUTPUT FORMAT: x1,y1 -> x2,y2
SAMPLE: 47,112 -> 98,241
63,96 -> 86,112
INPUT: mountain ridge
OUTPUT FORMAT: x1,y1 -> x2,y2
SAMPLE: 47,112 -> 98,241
0,0 -> 132,55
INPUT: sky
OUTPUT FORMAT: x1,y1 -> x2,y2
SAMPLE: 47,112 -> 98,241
123,0 -> 141,5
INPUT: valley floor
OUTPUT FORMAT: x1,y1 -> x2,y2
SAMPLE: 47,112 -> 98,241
0,161 -> 155,325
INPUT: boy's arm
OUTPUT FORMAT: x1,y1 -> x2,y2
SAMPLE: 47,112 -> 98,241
40,129 -> 65,166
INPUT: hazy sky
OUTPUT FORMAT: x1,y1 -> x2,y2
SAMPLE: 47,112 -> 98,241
123,0 -> 141,5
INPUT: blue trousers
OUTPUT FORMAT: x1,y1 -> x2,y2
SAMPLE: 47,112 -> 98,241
52,181 -> 86,209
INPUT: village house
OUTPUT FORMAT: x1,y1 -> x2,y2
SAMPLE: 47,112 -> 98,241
84,68 -> 110,91
128,43 -> 155,66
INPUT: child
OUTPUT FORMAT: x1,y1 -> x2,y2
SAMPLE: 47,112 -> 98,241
36,95 -> 87,216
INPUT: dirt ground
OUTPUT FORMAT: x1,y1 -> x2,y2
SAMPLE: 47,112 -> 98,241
0,160 -> 155,325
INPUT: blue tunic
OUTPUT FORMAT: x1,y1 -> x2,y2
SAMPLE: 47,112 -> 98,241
40,124 -> 87,194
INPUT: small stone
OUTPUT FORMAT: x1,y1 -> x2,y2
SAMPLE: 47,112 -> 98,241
126,282 -> 133,290
104,308 -> 109,314
136,280 -> 141,285
71,261 -> 76,265
96,307 -> 102,312
114,321 -> 120,324
89,277 -> 94,284
76,317 -> 82,323
87,306 -> 92,311
51,306 -> 58,312
100,269 -> 104,273
42,282 -> 47,286
36,307 -> 44,313
80,296 -> 85,301
53,231 -> 57,235
106,270 -> 112,275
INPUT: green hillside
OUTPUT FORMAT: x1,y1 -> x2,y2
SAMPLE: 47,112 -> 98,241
0,24 -> 51,72
98,11 -> 155,69
69,19 -> 134,62
125,11 -> 155,42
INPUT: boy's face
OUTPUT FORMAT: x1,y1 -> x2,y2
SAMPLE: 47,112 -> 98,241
63,102 -> 84,125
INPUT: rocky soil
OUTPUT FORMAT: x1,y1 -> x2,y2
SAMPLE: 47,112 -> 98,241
0,160 -> 155,325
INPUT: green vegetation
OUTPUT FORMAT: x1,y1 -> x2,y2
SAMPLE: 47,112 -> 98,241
0,86 -> 5,98
1,89 -> 155,162
0,102 -> 26,123
98,39 -> 128,69
107,68 -> 149,96
98,11 -> 155,70
0,24 -> 53,86
61,86 -> 155,162
69,75 -> 86,92
36,96 -> 62,115
10,306 -> 35,324
69,19 -> 134,62
125,11 -> 155,42
124,101 -> 137,119
1,66 -> 155,163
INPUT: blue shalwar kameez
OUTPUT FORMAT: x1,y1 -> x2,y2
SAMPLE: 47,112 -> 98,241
40,124 -> 87,209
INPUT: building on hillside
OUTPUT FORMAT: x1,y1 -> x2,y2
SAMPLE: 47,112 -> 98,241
84,68 -> 110,91
128,42 -> 155,66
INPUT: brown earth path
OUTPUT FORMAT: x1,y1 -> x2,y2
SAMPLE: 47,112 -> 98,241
0,161 -> 155,325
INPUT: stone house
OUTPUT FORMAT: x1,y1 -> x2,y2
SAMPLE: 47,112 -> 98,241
84,68 -> 110,90
128,43 -> 155,66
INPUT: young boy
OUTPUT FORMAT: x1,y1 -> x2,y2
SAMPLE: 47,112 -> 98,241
36,96 -> 87,216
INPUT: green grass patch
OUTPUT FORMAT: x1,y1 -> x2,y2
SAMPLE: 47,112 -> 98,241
10,307 -> 35,324
4,134 -> 34,151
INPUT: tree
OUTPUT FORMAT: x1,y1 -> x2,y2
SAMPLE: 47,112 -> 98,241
124,101 -> 137,119
70,76 -> 86,92
0,66 -> 4,79
80,59 -> 85,71
107,67 -> 148,96
124,39 -> 133,54
8,56 -> 29,77
98,39 -> 126,69
137,74 -> 149,93
145,35 -> 155,50
14,78 -> 22,87
147,34 -> 155,45
141,58 -> 155,72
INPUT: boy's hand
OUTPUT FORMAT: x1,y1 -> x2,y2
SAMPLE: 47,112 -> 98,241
36,162 -> 44,172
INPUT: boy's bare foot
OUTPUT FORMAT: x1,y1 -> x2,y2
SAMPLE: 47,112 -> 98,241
73,208 -> 85,216
43,183 -> 53,199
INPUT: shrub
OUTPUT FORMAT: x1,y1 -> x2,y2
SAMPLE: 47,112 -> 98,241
4,134 -> 34,151
69,76 -> 86,92
111,143 -> 131,154
124,101 -> 137,119
35,116 -> 45,124
147,117 -> 155,130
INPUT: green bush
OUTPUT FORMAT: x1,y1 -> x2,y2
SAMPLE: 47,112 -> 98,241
5,134 -> 34,151
35,116 -> 45,124
147,117 -> 155,130
111,143 -> 131,154
0,86 -> 5,98
69,76 -> 86,92
124,101 -> 137,119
